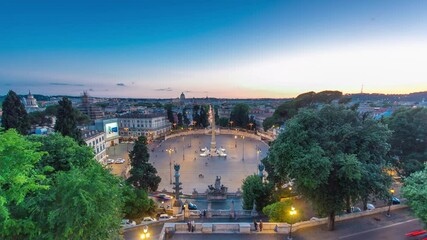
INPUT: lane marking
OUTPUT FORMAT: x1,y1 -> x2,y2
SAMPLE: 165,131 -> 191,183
338,218 -> 419,239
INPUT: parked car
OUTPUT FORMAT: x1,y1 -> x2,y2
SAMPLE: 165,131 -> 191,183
182,202 -> 198,210
159,214 -> 170,220
141,217 -> 156,223
121,219 -> 136,227
115,158 -> 125,164
367,203 -> 375,210
351,207 -> 362,213
106,158 -> 115,164
392,197 -> 401,205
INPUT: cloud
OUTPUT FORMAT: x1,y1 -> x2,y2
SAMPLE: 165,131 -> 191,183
116,83 -> 126,87
49,82 -> 85,86
155,87 -> 173,91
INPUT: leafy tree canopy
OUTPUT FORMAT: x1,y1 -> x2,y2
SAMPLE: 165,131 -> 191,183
262,200 -> 300,223
1,90 -> 30,135
54,97 -> 84,144
263,105 -> 391,230
241,175 -> 273,211
387,107 -> 427,177
230,103 -> 250,128
122,184 -> 155,219
402,163 -> 427,227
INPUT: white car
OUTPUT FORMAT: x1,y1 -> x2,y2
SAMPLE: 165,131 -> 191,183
106,159 -> 115,164
115,158 -> 125,164
367,203 -> 375,210
141,217 -> 156,223
121,219 -> 136,227
200,151 -> 210,157
158,214 -> 170,220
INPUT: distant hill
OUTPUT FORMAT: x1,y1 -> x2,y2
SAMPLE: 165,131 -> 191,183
347,91 -> 427,102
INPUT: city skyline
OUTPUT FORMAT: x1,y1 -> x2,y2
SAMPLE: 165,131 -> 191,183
1,1 -> 427,98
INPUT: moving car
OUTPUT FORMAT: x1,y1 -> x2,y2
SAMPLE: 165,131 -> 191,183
392,196 -> 401,205
115,158 -> 125,164
182,202 -> 198,210
106,158 -> 115,164
154,193 -> 173,200
141,217 -> 156,223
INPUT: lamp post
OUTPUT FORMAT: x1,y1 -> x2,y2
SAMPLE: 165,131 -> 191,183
166,148 -> 173,184
289,206 -> 297,240
182,136 -> 185,161
256,148 -> 261,162
242,136 -> 245,161
229,120 -> 234,129
249,122 -> 253,131
386,188 -> 395,217
234,135 -> 237,148
140,225 -> 150,239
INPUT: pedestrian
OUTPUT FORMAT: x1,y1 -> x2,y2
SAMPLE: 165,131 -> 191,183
259,219 -> 263,232
187,221 -> 191,232
253,219 -> 258,231
191,220 -> 195,232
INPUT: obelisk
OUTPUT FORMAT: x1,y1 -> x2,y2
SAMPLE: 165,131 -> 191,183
210,105 -> 216,153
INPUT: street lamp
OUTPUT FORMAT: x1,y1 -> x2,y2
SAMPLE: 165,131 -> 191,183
242,136 -> 245,161
256,148 -> 261,162
182,136 -> 185,161
166,148 -> 173,184
140,225 -> 150,239
229,120 -> 234,129
249,122 -> 254,131
289,206 -> 297,240
234,135 -> 237,148
386,188 -> 395,217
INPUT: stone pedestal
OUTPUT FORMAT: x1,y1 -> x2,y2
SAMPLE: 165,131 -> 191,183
239,223 -> 251,233
202,223 -> 213,233
206,202 -> 212,218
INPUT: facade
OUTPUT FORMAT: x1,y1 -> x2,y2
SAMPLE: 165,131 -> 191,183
24,91 -> 42,113
82,130 -> 107,163
118,113 -> 171,141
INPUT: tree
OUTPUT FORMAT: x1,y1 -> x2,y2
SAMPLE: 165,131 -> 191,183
165,104 -> 174,124
122,184 -> 155,219
241,175 -> 272,211
182,108 -> 191,126
218,117 -> 229,127
402,163 -> 427,227
264,105 -> 391,230
199,105 -> 209,127
127,136 -> 161,191
1,90 -> 30,135
54,97 -> 84,144
29,162 -> 123,240
0,129 -> 47,237
27,133 -> 93,174
230,103 -> 249,128
262,200 -> 298,223
192,105 -> 200,127
28,111 -> 52,126
177,113 -> 183,127
387,107 -> 427,177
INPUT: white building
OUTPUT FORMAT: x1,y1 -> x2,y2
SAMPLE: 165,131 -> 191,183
118,113 -> 171,141
82,130 -> 107,163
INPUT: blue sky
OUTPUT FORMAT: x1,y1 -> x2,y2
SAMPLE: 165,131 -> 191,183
1,0 -> 426,98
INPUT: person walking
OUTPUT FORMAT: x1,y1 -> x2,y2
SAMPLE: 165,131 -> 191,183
191,220 -> 195,232
253,219 -> 258,231
187,221 -> 191,232
259,219 -> 263,232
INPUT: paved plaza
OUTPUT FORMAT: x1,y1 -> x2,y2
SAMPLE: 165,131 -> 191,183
150,133 -> 269,194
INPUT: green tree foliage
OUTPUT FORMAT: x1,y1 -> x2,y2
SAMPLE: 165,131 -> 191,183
122,184 -> 155,219
0,129 -> 47,237
28,111 -> 52,126
387,107 -> 427,177
199,105 -> 209,127
177,113 -> 183,127
182,108 -> 191,126
192,105 -> 200,127
54,97 -> 84,144
263,91 -> 344,131
29,162 -> 123,240
27,134 -> 93,174
402,163 -> 427,227
218,117 -> 229,127
127,136 -> 161,191
230,103 -> 249,128
1,90 -> 30,135
262,200 -> 299,223
263,105 -> 391,230
165,104 -> 174,123
241,175 -> 272,211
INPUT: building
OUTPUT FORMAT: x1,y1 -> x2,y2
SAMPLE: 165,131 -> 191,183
24,91 -> 42,113
94,118 -> 120,147
82,129 -> 107,163
77,92 -> 104,121
118,113 -> 171,141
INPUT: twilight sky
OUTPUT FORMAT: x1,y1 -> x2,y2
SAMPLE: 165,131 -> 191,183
1,0 -> 427,98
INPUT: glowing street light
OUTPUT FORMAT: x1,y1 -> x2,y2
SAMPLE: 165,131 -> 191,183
234,135 -> 237,148
289,206 -> 297,240
256,148 -> 261,162
386,188 -> 395,217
